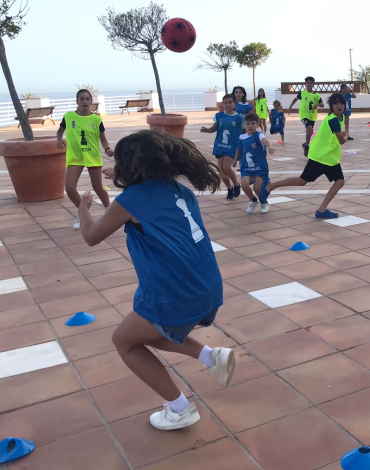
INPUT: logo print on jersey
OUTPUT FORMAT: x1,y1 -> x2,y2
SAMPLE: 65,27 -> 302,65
175,195 -> 204,243
72,121 -> 76,129
245,152 -> 255,168
252,143 -> 257,148
90,122 -> 95,128
80,130 -> 87,146
232,121 -> 236,126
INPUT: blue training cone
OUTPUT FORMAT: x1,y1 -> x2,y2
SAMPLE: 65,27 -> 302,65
341,447 -> 370,469
290,241 -> 310,251
65,311 -> 96,327
0,438 -> 35,464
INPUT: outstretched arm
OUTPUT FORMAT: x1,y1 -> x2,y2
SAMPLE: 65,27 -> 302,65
288,97 -> 298,114
200,123 -> 217,133
262,137 -> 275,154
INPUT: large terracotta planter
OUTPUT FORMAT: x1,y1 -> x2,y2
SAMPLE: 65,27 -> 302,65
0,137 -> 66,202
146,113 -> 188,138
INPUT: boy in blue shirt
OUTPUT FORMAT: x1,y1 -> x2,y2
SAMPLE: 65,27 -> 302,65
341,83 -> 356,140
269,100 -> 286,142
235,112 -> 275,214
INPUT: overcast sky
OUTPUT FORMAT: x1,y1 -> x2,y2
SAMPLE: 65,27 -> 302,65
1,0 -> 368,95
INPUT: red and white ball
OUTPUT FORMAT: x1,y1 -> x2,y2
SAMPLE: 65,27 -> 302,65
161,18 -> 196,53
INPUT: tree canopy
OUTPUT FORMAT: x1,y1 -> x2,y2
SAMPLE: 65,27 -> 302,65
0,0 -> 28,39
235,42 -> 271,97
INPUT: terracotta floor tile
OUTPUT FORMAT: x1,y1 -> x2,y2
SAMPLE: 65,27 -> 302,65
215,294 -> 267,323
142,438 -> 259,470
209,209 -> 246,219
346,264 -> 370,282
213,233 -> 264,249
60,326 -> 117,361
7,239 -> 57,255
13,247 -> 67,265
238,408 -> 358,470
223,281 -> 243,298
2,231 -> 49,246
8,427 -> 129,470
274,259 -> 337,280
31,279 -> 96,303
0,265 -> 20,281
310,315 -> 370,350
334,234 -> 370,250
202,375 -> 309,433
51,306 -> 123,338
226,270 -> 292,293
111,400 -> 226,468
275,234 -> 325,248
0,304 -> 43,330
18,256 -> 75,276
252,250 -> 308,268
0,364 -> 82,412
62,240 -> 112,256
278,353 -> 370,405
218,259 -> 266,280
320,387 -> 370,444
302,242 -> 350,259
53,233 -> 85,247
91,374 -> 191,422
234,241 -> 286,257
330,286 -> 370,313
318,463 -> 343,470
276,297 -> 354,327
218,310 -> 299,344
0,224 -> 42,238
78,258 -> 133,277
345,342 -> 370,369
244,221 -> 285,234
114,300 -> 134,316
89,269 -> 138,290
214,249 -> 245,264
69,249 -> 123,266
258,227 -> 303,241
0,290 -> 35,312
100,283 -> 138,305
0,252 -> 14,268
301,272 -> 368,295
40,291 -> 110,319
24,267 -> 85,288
320,251 -> 370,270
177,346 -> 270,395
248,329 -> 335,370
0,391 -> 102,447
0,321 -> 54,352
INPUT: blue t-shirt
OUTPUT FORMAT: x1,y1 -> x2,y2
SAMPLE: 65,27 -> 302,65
213,112 -> 244,158
343,92 -> 351,112
115,179 -> 223,326
270,109 -> 285,128
238,132 -> 269,178
234,101 -> 253,116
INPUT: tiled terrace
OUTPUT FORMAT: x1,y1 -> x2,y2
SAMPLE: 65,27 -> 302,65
1,112 -> 370,470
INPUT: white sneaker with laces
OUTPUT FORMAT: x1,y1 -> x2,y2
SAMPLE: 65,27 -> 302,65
150,402 -> 200,430
260,203 -> 270,214
209,347 -> 235,387
73,217 -> 80,229
247,200 -> 258,214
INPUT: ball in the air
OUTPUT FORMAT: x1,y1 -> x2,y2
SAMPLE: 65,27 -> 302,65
161,18 -> 196,53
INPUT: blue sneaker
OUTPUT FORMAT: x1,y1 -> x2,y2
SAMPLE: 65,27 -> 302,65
315,209 -> 339,219
233,184 -> 241,198
259,180 -> 270,204
226,188 -> 234,200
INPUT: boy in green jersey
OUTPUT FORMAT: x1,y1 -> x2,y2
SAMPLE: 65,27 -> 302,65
259,93 -> 348,219
288,76 -> 324,156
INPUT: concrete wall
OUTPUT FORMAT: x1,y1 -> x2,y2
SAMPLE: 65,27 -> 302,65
137,93 -> 159,112
204,91 -> 225,111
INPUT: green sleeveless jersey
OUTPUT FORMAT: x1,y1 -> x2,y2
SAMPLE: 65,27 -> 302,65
255,98 -> 268,119
309,113 -> 344,166
299,90 -> 322,121
64,112 -> 103,167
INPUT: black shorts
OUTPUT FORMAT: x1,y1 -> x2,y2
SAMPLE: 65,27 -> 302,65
215,154 -> 234,159
300,159 -> 344,183
301,118 -> 315,128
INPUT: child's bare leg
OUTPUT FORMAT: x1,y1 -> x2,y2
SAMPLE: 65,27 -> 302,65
306,125 -> 313,146
262,119 -> 267,133
345,116 -> 350,134
241,176 -> 255,199
65,166 -> 83,208
222,156 -> 238,187
217,157 -> 232,189
318,179 -> 344,212
266,177 -> 307,192
147,335 -> 204,359
88,167 -> 110,208
254,176 -> 263,197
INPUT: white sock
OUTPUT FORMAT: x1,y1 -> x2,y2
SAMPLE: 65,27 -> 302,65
198,345 -> 213,368
167,392 -> 189,413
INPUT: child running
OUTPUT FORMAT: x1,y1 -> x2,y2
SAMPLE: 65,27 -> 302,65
57,89 -> 113,228
288,76 -> 324,157
232,86 -> 254,116
259,93 -> 348,219
340,83 -> 356,140
255,88 -> 269,133
269,100 -> 286,142
201,94 -> 244,200
79,130 -> 235,431
235,112 -> 275,214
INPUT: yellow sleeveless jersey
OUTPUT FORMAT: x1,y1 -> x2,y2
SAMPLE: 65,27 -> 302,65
309,113 -> 344,166
299,90 -> 322,121
255,98 -> 268,119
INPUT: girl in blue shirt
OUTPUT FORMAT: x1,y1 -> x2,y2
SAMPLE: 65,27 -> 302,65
232,86 -> 254,116
78,130 -> 235,431
340,83 -> 356,140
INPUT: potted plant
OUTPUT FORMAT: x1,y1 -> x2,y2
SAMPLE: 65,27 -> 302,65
99,2 -> 187,138
0,1 -> 66,202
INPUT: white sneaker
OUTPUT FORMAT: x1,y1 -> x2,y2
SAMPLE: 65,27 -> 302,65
209,347 -> 235,387
150,402 -> 200,430
73,217 -> 80,229
247,200 -> 258,214
260,203 -> 270,214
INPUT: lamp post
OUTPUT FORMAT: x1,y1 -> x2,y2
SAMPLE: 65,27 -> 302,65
349,49 -> 353,81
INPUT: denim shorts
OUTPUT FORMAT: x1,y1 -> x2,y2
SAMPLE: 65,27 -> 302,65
151,308 -> 219,346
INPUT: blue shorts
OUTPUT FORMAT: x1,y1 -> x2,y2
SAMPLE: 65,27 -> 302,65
241,169 -> 268,180
270,126 -> 284,135
151,308 -> 218,346
344,110 -> 351,117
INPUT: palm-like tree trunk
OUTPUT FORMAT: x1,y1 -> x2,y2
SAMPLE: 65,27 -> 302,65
0,38 -> 33,141
253,67 -> 256,99
149,52 -> 165,116
224,68 -> 228,94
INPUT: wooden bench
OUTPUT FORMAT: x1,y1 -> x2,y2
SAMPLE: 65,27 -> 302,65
119,99 -> 150,115
16,106 -> 55,127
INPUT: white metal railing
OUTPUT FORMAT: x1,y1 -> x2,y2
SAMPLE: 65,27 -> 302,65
0,100 -> 25,127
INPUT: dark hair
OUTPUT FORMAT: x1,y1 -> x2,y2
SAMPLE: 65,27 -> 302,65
232,86 -> 247,103
222,93 -> 236,103
327,93 -> 346,114
273,100 -> 281,107
305,76 -> 315,84
113,130 -> 221,193
340,83 -> 348,90
76,89 -> 92,101
245,112 -> 259,123
256,88 -> 265,99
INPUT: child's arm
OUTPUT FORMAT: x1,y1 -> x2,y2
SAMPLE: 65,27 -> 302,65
268,110 -> 272,124
288,97 -> 298,114
283,114 -> 286,125
102,167 -> 114,179
233,148 -> 240,167
335,130 -> 349,145
56,127 -> 66,149
261,137 -> 276,154
79,191 -> 131,246
200,122 -> 217,133
100,132 -> 114,157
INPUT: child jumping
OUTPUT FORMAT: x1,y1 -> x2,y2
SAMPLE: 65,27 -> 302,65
255,88 -> 269,133
79,130 -> 235,431
259,93 -> 348,218
201,94 -> 244,200
232,86 -> 254,116
288,76 -> 324,157
57,89 -> 113,229
340,83 -> 356,139
235,112 -> 275,214
269,100 -> 286,142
